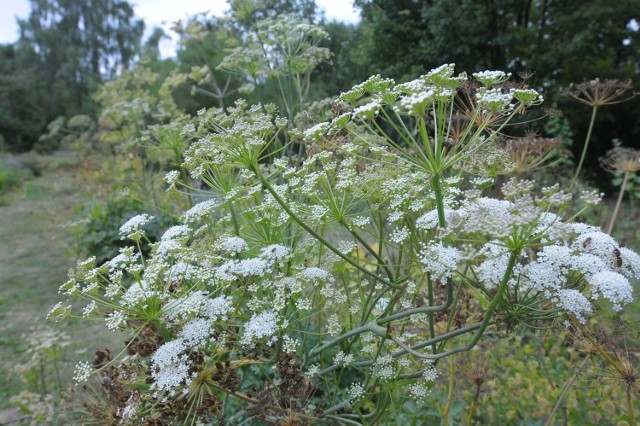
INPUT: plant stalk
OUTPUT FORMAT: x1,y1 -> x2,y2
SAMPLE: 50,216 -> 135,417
571,105 -> 598,188
606,171 -> 628,235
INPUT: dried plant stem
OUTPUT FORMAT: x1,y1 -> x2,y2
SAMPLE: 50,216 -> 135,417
571,105 -> 598,188
607,171 -> 629,235
544,354 -> 590,426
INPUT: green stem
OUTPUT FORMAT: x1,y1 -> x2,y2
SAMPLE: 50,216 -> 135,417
571,105 -> 598,188
441,346 -> 456,426
343,221 -> 395,282
427,276 -> 437,354
393,250 -> 520,360
432,174 -> 447,227
306,321 -> 387,362
251,165 -> 400,290
320,322 -> 488,377
627,390 -> 638,426
606,171 -> 628,235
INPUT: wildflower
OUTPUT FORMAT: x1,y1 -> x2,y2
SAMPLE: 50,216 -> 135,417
419,242 -> 461,281
348,382 -> 365,402
589,271 -> 633,311
260,244 -> 292,265
476,87 -> 514,112
241,311 -> 279,346
217,236 -> 248,254
473,70 -> 511,87
164,170 -> 180,190
334,351 -> 355,367
179,318 -> 213,346
512,88 -> 544,105
555,289 -> 592,324
352,98 -> 383,120
161,225 -> 190,241
372,354 -> 395,381
297,267 -> 333,285
303,122 -> 330,141
181,199 -> 218,223
327,313 -> 341,336
423,360 -> 438,382
82,301 -> 97,317
119,213 -> 153,240
150,339 -> 192,394
46,302 -> 72,321
73,361 -> 93,384
105,310 -> 127,331
390,226 -> 410,244
409,383 -> 430,401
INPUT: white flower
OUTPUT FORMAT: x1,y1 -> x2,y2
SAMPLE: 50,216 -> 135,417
164,170 -> 180,188
150,339 -> 191,394
555,289 -> 592,324
348,382 -> 365,402
422,360 -> 438,382
353,98 -> 383,120
82,301 -> 97,317
420,242 -> 461,281
297,267 -> 333,285
161,225 -> 191,241
241,311 -> 279,346
390,227 -> 410,244
589,271 -> 633,311
181,199 -> 218,223
260,244 -> 292,265
372,354 -> 394,380
105,310 -> 126,331
409,383 -> 430,401
179,318 -> 213,346
473,70 -> 511,86
303,122 -> 330,141
416,209 -> 442,230
73,361 -> 93,385
476,87 -> 514,111
619,247 -> 640,279
119,214 -> 153,240
476,243 -> 517,289
333,351 -> 354,367
217,236 -> 248,254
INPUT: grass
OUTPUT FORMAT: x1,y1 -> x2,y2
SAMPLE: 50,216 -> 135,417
0,151 -> 120,421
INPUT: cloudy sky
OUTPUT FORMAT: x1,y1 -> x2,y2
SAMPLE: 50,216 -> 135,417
0,0 -> 360,55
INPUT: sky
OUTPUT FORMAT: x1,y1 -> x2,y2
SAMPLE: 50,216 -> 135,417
0,0 -> 360,56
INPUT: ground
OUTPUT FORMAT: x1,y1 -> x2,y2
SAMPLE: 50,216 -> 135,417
0,151 -> 117,423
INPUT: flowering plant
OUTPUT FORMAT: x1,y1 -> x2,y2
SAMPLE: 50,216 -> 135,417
51,64 -> 639,424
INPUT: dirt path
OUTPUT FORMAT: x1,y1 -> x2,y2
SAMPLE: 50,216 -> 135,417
0,152 -> 87,422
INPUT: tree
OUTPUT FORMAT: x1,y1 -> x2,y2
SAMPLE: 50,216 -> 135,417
354,0 -> 640,85
0,43 -> 48,151
17,0 -> 144,116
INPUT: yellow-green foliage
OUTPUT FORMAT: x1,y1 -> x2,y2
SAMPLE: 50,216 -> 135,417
457,333 -> 633,424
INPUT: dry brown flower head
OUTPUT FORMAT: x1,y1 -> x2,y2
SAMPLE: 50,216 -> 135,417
562,78 -> 636,107
599,147 -> 640,174
505,136 -> 564,174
